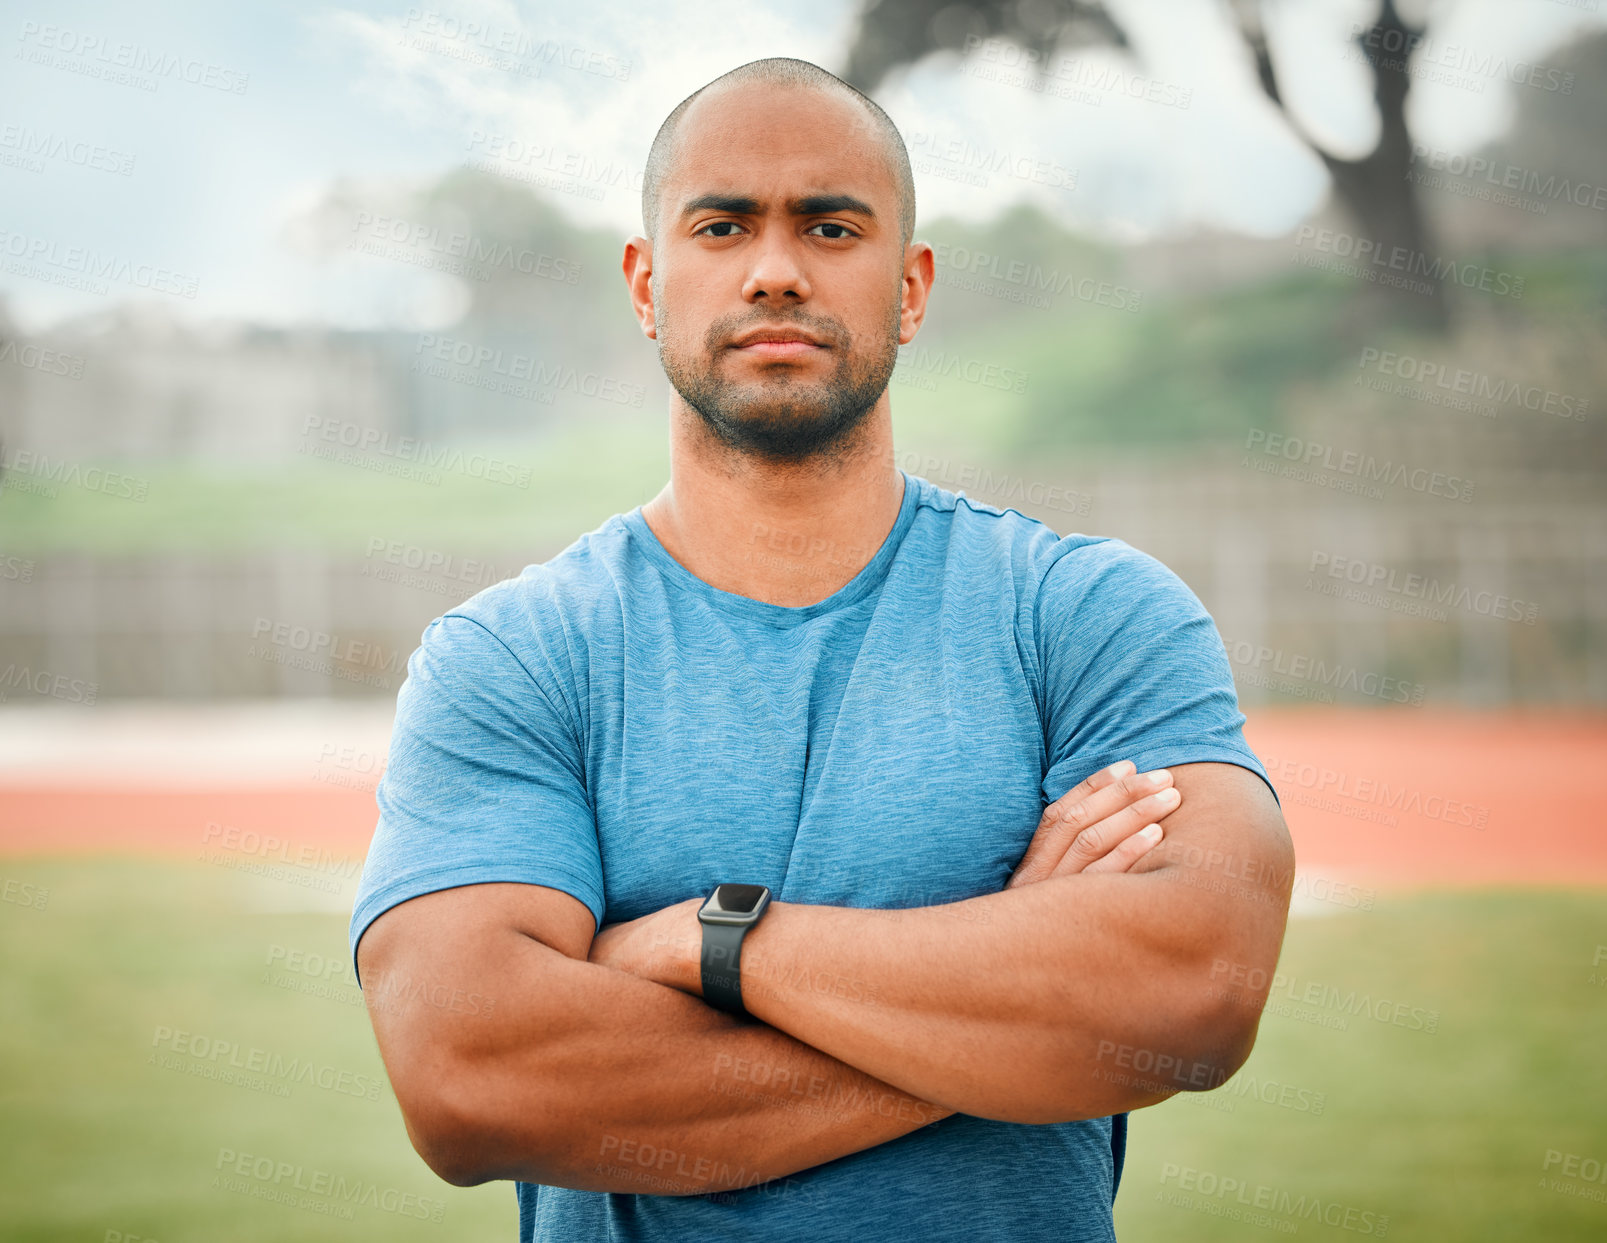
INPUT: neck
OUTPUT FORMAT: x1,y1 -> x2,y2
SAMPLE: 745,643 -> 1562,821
640,396 -> 906,608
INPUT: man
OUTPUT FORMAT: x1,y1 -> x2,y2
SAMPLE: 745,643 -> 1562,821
350,56 -> 1293,1243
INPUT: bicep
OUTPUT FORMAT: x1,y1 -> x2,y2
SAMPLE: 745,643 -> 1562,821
358,880 -> 596,991
1136,761 -> 1293,962
355,882 -> 597,1179
358,882 -> 595,1051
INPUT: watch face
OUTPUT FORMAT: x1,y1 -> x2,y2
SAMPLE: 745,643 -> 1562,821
704,883 -> 769,918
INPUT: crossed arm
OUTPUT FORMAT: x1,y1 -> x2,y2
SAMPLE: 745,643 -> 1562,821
356,759 -> 1293,1193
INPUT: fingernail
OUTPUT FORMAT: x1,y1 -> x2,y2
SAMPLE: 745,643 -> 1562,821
1148,768 -> 1172,784
1140,824 -> 1162,840
1156,787 -> 1180,804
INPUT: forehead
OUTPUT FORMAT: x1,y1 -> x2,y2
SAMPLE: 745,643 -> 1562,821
666,81 -> 895,207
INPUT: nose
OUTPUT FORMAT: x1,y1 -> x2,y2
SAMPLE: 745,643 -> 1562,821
740,226 -> 812,304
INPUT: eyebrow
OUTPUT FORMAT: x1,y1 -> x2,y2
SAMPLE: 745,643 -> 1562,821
679,192 -> 877,224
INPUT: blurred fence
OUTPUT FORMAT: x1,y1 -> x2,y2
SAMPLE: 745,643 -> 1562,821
3,460 -> 1601,706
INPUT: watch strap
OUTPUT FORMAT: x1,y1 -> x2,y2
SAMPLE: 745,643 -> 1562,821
701,920 -> 749,1018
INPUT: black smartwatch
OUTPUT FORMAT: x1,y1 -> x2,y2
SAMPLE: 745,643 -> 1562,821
697,883 -> 772,1018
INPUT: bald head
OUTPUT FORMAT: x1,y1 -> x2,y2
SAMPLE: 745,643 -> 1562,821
641,57 -> 916,249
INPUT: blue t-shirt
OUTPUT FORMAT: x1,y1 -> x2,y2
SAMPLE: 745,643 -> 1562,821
350,468 -> 1271,1243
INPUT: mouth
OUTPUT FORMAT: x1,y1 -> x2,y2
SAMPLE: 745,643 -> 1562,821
728,327 -> 828,360
733,339 -> 823,359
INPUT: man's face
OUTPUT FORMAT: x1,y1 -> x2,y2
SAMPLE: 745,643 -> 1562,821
649,83 -> 907,464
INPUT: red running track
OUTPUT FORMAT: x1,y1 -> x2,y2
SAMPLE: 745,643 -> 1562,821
2,710 -> 1604,890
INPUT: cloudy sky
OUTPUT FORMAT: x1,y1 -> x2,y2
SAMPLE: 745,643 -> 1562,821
1,0 -> 1600,331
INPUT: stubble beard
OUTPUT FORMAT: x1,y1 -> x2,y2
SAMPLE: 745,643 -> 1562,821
655,293 -> 902,465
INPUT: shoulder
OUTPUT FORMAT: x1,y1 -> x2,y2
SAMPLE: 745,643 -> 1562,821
439,513 -> 633,642
404,512 -> 637,704
1032,535 -> 1197,611
904,470 -> 1074,585
1027,534 -> 1217,676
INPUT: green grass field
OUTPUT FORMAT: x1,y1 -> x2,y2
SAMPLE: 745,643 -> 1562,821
1,857 -> 1602,1241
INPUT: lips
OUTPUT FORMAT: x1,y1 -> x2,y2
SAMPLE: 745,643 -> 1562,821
729,326 -> 826,349
733,340 -> 822,359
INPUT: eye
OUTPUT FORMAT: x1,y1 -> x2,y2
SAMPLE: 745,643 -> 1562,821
695,220 -> 745,238
808,222 -> 856,239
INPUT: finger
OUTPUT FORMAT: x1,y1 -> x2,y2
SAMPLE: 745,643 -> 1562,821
1057,786 -> 1182,875
1048,759 -> 1137,816
1043,767 -> 1175,835
1014,768 -> 1176,886
1077,823 -> 1163,875
1010,760 -> 1137,887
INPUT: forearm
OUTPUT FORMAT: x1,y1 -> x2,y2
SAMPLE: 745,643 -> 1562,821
420,928 -> 952,1191
731,865 -> 1283,1123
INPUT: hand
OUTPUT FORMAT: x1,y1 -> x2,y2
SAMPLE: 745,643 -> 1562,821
588,897 -> 704,994
1007,760 -> 1180,888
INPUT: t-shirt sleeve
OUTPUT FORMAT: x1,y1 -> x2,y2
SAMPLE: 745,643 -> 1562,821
1031,536 -> 1277,808
348,610 -> 604,980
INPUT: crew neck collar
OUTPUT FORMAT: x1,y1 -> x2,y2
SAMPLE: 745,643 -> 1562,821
621,469 -> 920,626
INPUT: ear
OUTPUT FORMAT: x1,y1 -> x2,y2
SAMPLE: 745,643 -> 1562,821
898,241 -> 935,346
623,235 -> 657,339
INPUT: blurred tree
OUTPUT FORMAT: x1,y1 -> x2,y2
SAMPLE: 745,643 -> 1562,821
843,0 -> 1452,329
1476,30 -> 1607,211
